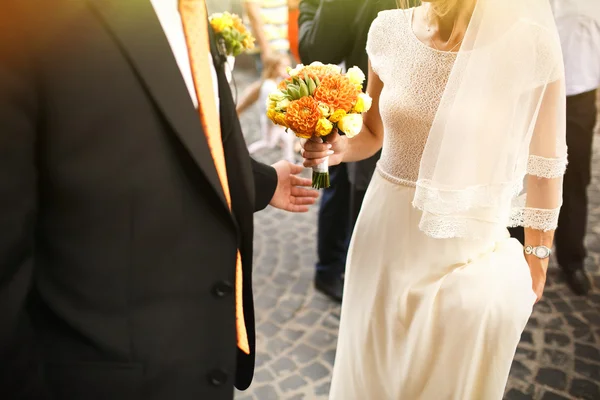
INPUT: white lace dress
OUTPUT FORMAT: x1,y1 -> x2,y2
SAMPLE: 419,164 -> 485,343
329,9 -> 538,400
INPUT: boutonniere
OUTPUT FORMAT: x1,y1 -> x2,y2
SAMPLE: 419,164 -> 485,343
209,12 -> 255,60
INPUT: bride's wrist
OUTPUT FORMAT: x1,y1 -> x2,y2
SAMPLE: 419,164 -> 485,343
525,254 -> 549,274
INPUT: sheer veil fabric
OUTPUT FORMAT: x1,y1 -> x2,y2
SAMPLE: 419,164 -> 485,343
411,0 -> 567,239
551,0 -> 600,22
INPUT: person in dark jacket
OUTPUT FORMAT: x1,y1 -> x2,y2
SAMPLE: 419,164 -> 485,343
298,0 -> 414,301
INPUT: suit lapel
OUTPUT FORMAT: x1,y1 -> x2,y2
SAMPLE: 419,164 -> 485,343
209,13 -> 255,217
88,0 -> 230,213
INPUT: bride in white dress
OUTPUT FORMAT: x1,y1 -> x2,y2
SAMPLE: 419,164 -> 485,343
302,0 -> 566,398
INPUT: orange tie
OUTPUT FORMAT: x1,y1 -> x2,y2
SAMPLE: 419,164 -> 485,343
178,0 -> 250,355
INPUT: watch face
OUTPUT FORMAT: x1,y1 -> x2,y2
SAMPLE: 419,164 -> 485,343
533,246 -> 551,258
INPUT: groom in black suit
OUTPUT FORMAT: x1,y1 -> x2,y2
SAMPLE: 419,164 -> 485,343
0,1 -> 316,399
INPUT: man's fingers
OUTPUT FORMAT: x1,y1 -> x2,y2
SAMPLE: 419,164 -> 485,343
290,174 -> 314,188
292,186 -> 319,200
291,196 -> 317,206
288,205 -> 310,213
288,162 -> 304,175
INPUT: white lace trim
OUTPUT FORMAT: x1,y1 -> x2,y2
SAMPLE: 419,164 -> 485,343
417,206 -> 560,240
526,155 -> 568,179
412,179 -> 523,215
508,206 -> 560,232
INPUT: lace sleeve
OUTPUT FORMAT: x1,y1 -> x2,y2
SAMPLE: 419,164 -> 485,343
510,78 -> 567,231
366,10 -> 403,78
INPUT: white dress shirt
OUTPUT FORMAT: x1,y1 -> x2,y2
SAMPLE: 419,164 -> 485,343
551,0 -> 600,96
149,0 -> 220,110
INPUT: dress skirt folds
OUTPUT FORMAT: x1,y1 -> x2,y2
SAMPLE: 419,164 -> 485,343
329,171 -> 538,400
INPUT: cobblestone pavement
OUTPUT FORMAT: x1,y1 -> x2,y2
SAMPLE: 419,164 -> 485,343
232,67 -> 600,400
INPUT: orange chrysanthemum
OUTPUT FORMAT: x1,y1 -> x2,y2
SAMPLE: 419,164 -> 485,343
313,74 -> 359,113
285,97 -> 321,138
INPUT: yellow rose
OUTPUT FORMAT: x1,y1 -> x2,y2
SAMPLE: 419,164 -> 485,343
338,114 -> 363,138
220,13 -> 234,28
315,118 -> 334,137
292,130 -> 313,139
346,66 -> 366,87
274,112 -> 288,128
329,109 -> 347,123
266,109 -> 278,123
210,17 -> 227,33
353,93 -> 373,113
210,13 -> 233,33
318,103 -> 332,118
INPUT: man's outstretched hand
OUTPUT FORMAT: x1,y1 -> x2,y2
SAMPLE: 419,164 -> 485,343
269,161 -> 319,212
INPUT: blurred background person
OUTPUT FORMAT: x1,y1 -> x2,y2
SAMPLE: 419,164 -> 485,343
239,0 -> 295,159
298,0 -> 415,302
237,54 -> 297,163
243,0 -> 290,73
511,0 -> 600,296
207,0 -> 234,13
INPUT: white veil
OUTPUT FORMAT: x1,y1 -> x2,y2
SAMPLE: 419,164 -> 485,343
412,0 -> 567,239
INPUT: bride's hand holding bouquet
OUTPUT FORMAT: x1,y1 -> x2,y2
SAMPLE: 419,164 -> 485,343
301,128 -> 347,169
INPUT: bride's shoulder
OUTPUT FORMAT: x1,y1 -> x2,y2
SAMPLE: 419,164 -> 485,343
370,8 -> 410,33
374,7 -> 411,24
369,7 -> 413,44
367,7 -> 414,65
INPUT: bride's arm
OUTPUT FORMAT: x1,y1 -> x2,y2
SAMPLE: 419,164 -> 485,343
301,61 -> 384,167
341,62 -> 384,162
521,79 -> 568,302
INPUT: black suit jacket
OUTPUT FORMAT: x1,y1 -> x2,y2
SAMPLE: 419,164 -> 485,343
0,1 -> 277,399
298,0 -> 412,190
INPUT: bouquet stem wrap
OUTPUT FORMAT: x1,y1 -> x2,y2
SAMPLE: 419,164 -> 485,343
312,156 -> 330,189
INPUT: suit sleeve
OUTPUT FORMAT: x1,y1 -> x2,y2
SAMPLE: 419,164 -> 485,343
298,0 -> 359,64
0,4 -> 47,399
251,159 -> 278,212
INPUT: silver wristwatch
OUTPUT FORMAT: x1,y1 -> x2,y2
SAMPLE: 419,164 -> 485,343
524,245 -> 552,259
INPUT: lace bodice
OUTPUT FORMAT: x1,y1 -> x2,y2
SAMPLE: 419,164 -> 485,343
367,9 -> 457,186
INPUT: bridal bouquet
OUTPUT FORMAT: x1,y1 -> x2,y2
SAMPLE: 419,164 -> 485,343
266,62 -> 371,188
209,12 -> 255,57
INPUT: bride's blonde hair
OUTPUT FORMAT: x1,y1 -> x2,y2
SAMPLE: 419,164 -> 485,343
396,0 -> 459,17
